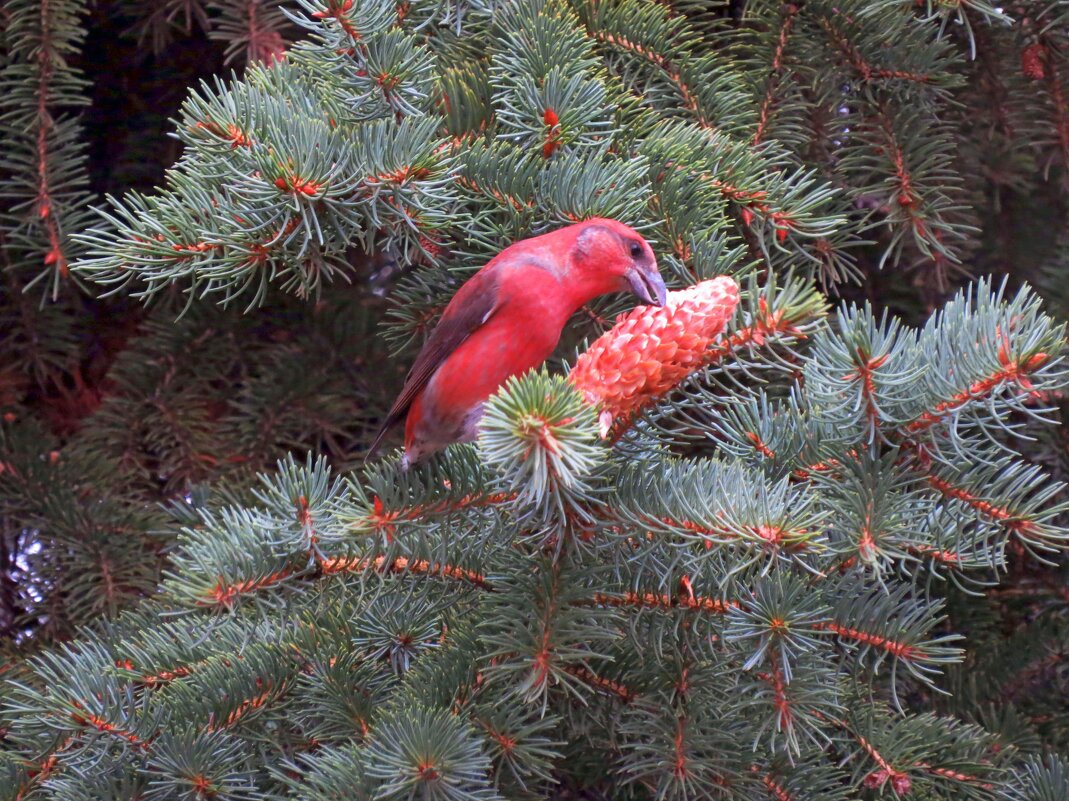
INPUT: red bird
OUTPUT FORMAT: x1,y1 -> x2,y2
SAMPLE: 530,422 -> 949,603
369,218 -> 666,469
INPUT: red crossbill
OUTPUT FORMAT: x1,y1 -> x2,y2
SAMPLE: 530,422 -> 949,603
369,219 -> 666,468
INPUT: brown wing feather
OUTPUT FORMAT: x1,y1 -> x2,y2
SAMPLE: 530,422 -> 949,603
366,269 -> 502,458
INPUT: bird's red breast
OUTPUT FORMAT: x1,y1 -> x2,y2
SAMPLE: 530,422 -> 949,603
403,264 -> 577,463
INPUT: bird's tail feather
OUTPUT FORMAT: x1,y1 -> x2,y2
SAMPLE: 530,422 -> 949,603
364,422 -> 395,463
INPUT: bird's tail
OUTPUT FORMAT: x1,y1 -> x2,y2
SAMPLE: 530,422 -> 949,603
364,422 -> 395,463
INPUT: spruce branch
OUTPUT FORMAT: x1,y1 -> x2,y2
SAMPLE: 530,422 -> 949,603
363,703 -> 501,801
478,371 -> 605,523
0,0 -> 95,299
209,0 -> 290,65
4,2 -> 1069,799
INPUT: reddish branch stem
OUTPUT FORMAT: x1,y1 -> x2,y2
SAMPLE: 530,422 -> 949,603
846,351 -> 888,430
819,18 -> 931,84
904,353 -> 1045,434
582,590 -> 737,614
69,702 -> 150,750
752,5 -> 799,146
814,621 -> 917,660
456,175 -> 533,212
208,683 -> 278,730
756,654 -> 793,731
752,767 -> 794,801
319,554 -> 492,589
35,0 -> 68,278
562,664 -> 636,702
589,30 -> 710,129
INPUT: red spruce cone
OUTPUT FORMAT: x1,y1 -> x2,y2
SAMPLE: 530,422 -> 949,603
569,276 -> 740,438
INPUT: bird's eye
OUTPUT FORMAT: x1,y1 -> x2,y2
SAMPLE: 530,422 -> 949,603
629,241 -> 643,258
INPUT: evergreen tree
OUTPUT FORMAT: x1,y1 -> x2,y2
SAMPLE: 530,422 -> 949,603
1,1 -> 1068,799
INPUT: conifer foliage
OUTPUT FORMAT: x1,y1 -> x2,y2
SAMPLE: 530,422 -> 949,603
0,0 -> 94,299
2,275 -> 1066,800
1,1 -> 1069,800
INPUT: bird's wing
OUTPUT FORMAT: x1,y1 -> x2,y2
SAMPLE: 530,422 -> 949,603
366,267 -> 503,458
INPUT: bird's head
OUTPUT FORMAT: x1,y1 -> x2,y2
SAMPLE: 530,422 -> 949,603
568,218 -> 667,307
